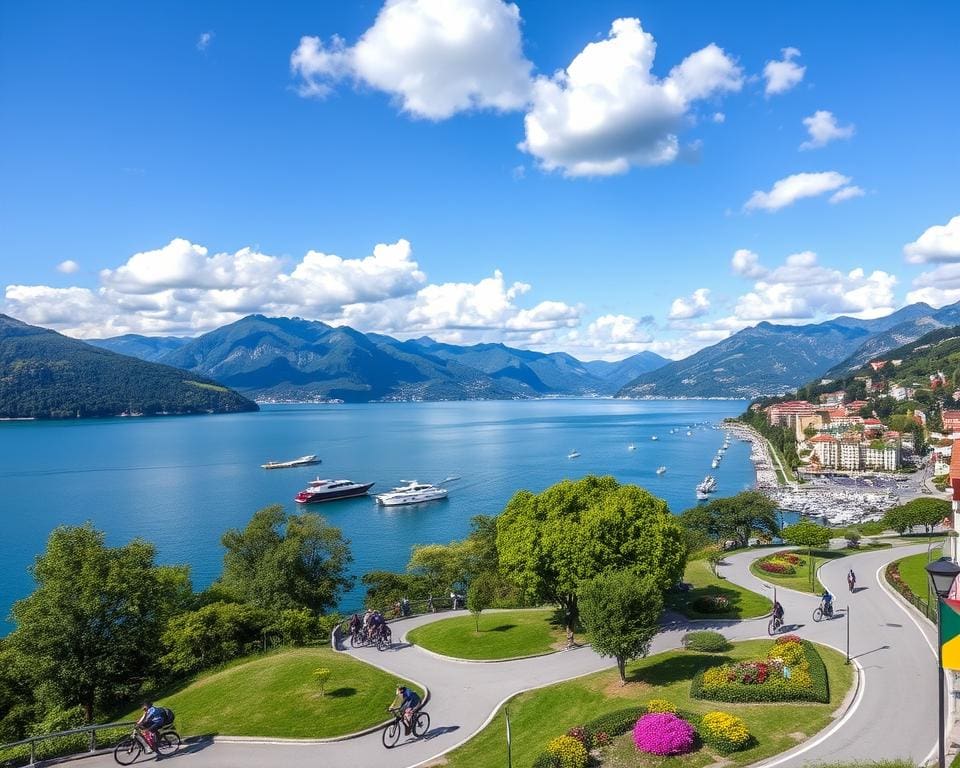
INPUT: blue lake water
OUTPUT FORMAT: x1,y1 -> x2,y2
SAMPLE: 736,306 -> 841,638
0,399 -> 752,633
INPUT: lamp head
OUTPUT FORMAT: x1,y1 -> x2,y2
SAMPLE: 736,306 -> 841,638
926,556 -> 960,599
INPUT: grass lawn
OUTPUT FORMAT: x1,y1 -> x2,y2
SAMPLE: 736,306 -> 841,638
895,546 -> 941,600
750,549 -> 852,594
439,639 -> 854,768
406,609 -> 567,659
130,648 -> 419,738
666,558 -> 771,620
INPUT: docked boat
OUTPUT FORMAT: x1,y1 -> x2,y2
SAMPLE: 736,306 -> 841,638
375,481 -> 449,506
567,449 -> 581,459
711,458 -> 719,469
656,466 -> 667,475
651,435 -> 658,441
295,478 -> 374,504
261,454 -> 320,469
696,475 -> 718,494
696,489 -> 710,501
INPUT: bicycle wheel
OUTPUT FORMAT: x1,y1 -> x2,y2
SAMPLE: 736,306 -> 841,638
377,634 -> 389,651
113,736 -> 142,765
350,632 -> 358,648
412,711 -> 430,738
157,731 -> 181,755
382,720 -> 401,749
812,607 -> 823,622
767,619 -> 776,636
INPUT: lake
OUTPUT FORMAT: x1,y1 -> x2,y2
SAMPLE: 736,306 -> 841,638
0,399 -> 752,632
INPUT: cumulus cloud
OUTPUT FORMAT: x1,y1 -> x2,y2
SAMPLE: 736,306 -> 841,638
829,185 -> 864,204
729,250 -> 896,322
712,112 -> 725,123
57,260 -> 80,274
197,31 -> 213,51
731,249 -> 766,278
519,18 -> 742,176
668,288 -> 711,319
744,171 -> 859,212
290,0 -> 533,119
904,215 -> 960,264
800,110 -> 854,150
763,47 -> 805,96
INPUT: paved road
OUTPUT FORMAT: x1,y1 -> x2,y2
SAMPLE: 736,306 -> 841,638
74,544 -> 938,768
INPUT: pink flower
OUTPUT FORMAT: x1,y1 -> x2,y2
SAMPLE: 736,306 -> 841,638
632,713 -> 695,756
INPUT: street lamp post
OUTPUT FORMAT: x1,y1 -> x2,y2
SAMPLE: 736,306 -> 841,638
925,556 -> 960,768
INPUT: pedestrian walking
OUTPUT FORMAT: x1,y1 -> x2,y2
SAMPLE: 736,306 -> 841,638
848,569 -> 856,592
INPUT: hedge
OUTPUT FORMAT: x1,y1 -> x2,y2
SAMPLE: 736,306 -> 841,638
681,630 -> 731,653
690,639 -> 829,703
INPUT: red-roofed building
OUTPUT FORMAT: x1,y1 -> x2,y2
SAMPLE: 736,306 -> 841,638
869,360 -> 887,372
809,434 -> 839,467
765,401 -> 815,428
846,400 -> 868,414
944,410 -> 960,434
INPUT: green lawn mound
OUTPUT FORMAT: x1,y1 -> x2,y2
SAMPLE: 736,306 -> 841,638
667,558 -> 771,620
407,609 -> 566,660
894,547 -> 941,598
751,548 -> 850,594
139,648 -> 418,739
439,639 -> 854,768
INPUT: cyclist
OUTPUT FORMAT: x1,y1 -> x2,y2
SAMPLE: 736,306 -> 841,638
772,600 -> 784,628
369,609 -> 386,640
136,701 -> 165,752
392,685 -> 421,734
847,569 -> 856,592
821,589 -> 834,617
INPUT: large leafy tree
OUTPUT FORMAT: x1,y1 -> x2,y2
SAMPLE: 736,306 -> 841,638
884,498 -> 950,535
781,520 -> 832,590
680,490 -> 780,548
220,505 -> 353,613
9,525 -> 189,722
579,571 -> 664,684
496,475 -> 685,644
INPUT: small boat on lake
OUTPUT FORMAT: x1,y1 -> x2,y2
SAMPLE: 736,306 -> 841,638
567,449 -> 581,459
656,466 -> 667,475
295,478 -> 374,504
651,435 -> 658,441
261,454 -> 320,469
628,443 -> 636,451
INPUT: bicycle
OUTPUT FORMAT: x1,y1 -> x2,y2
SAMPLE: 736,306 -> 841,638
382,706 -> 430,748
767,614 -> 783,635
812,602 -> 834,622
114,725 -> 180,764
375,624 -> 393,652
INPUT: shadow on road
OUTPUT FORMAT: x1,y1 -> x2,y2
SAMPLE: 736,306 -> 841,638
422,725 -> 460,741
385,642 -> 413,651
157,734 -> 215,761
850,645 -> 890,661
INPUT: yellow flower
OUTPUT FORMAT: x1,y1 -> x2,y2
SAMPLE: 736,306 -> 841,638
646,698 -> 677,714
547,734 -> 588,768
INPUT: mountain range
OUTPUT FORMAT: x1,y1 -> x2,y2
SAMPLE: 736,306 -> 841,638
0,315 -> 258,419
89,315 -> 669,402
616,299 -> 960,399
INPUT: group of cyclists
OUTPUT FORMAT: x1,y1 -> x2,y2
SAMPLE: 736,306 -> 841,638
348,608 -> 393,647
769,568 -> 857,633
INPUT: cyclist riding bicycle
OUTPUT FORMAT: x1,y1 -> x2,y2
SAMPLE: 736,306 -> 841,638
821,590 -> 834,617
772,600 -> 784,625
392,685 -> 421,734
135,701 -> 165,751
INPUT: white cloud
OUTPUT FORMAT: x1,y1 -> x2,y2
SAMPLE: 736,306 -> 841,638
730,250 -> 896,322
57,260 -> 80,274
731,248 -> 766,278
800,110 -> 854,150
744,171 -> 857,212
519,18 -> 742,176
668,288 -> 711,319
197,31 -> 213,51
904,215 -> 960,264
290,0 -> 533,119
763,47 -> 805,96
829,185 -> 864,204
712,111 -> 725,123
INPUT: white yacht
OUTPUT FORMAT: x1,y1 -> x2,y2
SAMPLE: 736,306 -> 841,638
567,449 -> 581,459
651,435 -> 658,441
295,478 -> 374,504
375,481 -> 448,506
656,466 -> 667,475
627,443 -> 636,451
711,458 -> 719,469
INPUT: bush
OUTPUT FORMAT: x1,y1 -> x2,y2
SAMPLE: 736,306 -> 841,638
546,735 -> 588,768
531,752 -> 559,768
582,706 -> 646,738
632,713 -> 696,756
692,595 -> 732,613
691,639 -> 829,703
565,725 -> 592,751
645,698 -> 677,714
682,630 -> 730,652
699,711 -> 751,753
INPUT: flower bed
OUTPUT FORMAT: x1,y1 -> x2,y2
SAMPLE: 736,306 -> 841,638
699,711 -> 752,753
691,638 -> 828,703
757,558 -> 795,575
633,713 -> 695,756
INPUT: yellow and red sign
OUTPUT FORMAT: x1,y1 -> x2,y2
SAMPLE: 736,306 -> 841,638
941,598 -> 960,670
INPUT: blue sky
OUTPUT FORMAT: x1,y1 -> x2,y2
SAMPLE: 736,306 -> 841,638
2,0 -> 959,360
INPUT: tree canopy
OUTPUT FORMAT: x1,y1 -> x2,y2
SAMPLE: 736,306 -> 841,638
578,570 -> 664,683
9,525 -> 190,722
680,490 -> 780,548
496,475 -> 685,642
220,505 -> 353,613
781,520 -> 831,549
883,497 -> 950,535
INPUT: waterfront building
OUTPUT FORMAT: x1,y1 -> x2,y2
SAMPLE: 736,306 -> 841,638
766,400 -> 816,428
943,410 -> 960,434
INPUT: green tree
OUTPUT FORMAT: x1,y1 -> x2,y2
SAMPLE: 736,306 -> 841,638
781,520 -> 832,590
680,491 -> 780,548
0,641 -> 37,743
467,572 -> 496,631
160,602 -> 271,675
882,506 -> 912,535
578,571 -> 664,684
9,525 -> 188,722
496,476 -> 685,645
407,540 -> 477,596
220,505 -> 353,613
885,498 -> 950,534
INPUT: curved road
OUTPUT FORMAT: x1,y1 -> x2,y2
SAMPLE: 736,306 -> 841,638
76,543 -> 938,767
